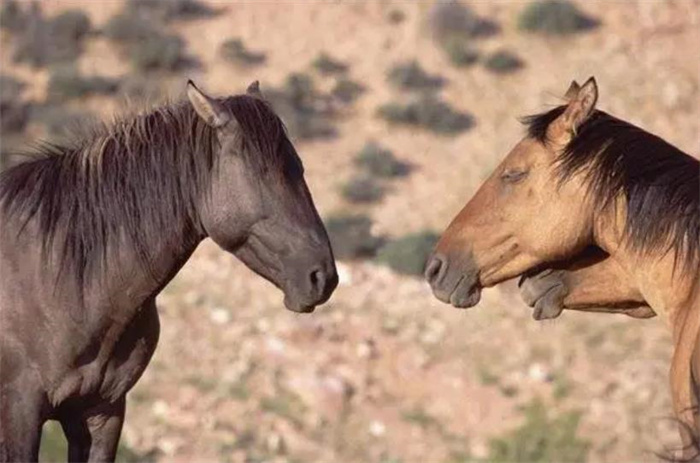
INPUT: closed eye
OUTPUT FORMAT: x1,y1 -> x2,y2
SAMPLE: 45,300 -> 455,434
501,169 -> 528,183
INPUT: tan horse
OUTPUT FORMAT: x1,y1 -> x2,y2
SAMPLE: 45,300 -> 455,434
426,77 -> 700,457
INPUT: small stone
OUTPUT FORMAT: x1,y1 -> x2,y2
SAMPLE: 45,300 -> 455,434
369,420 -> 386,437
266,432 -> 285,454
287,372 -> 353,422
528,362 -> 553,383
420,319 -> 446,345
266,336 -> 287,356
357,338 -> 378,359
152,400 -> 169,417
184,292 -> 205,306
157,437 -> 178,456
256,318 -> 271,333
381,316 -> 401,335
209,307 -> 231,325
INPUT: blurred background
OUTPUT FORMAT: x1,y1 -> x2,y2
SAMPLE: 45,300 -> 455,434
1,0 -> 699,461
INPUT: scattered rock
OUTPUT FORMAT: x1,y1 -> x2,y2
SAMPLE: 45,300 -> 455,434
357,338 -> 378,360
369,420 -> 386,437
528,362 -> 554,383
209,307 -> 231,325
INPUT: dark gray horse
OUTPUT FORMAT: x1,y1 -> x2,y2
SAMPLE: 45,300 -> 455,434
0,81 -> 338,462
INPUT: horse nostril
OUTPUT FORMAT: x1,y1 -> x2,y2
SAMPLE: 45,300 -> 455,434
424,254 -> 445,284
309,267 -> 326,294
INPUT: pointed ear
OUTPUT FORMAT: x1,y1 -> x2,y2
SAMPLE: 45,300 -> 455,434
246,80 -> 262,97
186,80 -> 230,128
559,77 -> 598,133
563,80 -> 581,100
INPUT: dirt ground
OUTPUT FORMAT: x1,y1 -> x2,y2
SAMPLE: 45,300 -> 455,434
2,1 -> 699,461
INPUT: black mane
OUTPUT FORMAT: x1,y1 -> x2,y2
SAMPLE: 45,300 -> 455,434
523,106 -> 699,269
0,94 -> 287,286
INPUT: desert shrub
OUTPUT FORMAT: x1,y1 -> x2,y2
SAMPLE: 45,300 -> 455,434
292,116 -> 337,140
312,53 -> 348,75
387,61 -> 445,92
332,78 -> 365,104
340,175 -> 386,204
11,6 -> 91,67
486,399 -> 589,463
128,0 -> 219,22
0,75 -> 28,134
378,96 -> 474,135
0,0 -> 26,32
130,33 -> 186,71
284,73 -> 316,106
484,50 -> 524,74
105,10 -> 190,72
104,12 -> 153,43
220,38 -> 266,66
266,73 -> 337,140
0,133 -> 28,171
354,142 -> 410,179
51,10 -> 91,42
443,39 -> 479,67
519,0 -> 598,35
120,75 -> 164,100
31,105 -> 94,139
387,9 -> 405,25
375,231 -> 439,276
0,100 -> 30,134
325,213 -> 384,260
427,1 -> 498,42
0,74 -> 25,104
47,67 -> 119,101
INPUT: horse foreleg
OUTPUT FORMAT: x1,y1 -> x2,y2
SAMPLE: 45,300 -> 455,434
519,253 -> 652,320
60,397 -> 125,463
0,371 -> 47,462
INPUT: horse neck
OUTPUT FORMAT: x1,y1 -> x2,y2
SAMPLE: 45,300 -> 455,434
593,194 -> 700,446
96,222 -> 204,310
593,201 -> 699,322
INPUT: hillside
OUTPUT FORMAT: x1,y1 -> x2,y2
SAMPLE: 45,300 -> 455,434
1,1 -> 699,462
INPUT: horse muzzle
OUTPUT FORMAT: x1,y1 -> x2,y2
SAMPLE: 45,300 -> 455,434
425,252 -> 481,308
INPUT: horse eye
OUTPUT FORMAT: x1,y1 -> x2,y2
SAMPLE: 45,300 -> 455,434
501,169 -> 528,183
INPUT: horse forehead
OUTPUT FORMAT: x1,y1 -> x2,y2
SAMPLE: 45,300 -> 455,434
507,137 -> 542,161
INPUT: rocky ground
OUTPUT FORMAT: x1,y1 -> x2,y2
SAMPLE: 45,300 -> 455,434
2,1 -> 699,461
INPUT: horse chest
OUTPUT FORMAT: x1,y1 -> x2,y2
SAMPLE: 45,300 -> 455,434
52,301 -> 160,407
97,301 -> 160,402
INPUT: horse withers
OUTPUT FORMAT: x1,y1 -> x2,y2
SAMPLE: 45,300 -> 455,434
0,81 -> 337,461
426,77 -> 700,457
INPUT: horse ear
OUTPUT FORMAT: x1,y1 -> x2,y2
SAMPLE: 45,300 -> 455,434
186,80 -> 230,128
563,80 -> 581,100
247,80 -> 262,97
560,76 -> 598,133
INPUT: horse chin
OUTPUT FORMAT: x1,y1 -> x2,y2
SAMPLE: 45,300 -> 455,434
448,280 -> 482,309
429,271 -> 482,309
436,278 -> 481,309
283,294 -> 317,314
532,297 -> 564,320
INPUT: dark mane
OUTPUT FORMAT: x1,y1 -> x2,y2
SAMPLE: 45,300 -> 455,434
523,106 -> 700,269
0,94 -> 287,287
